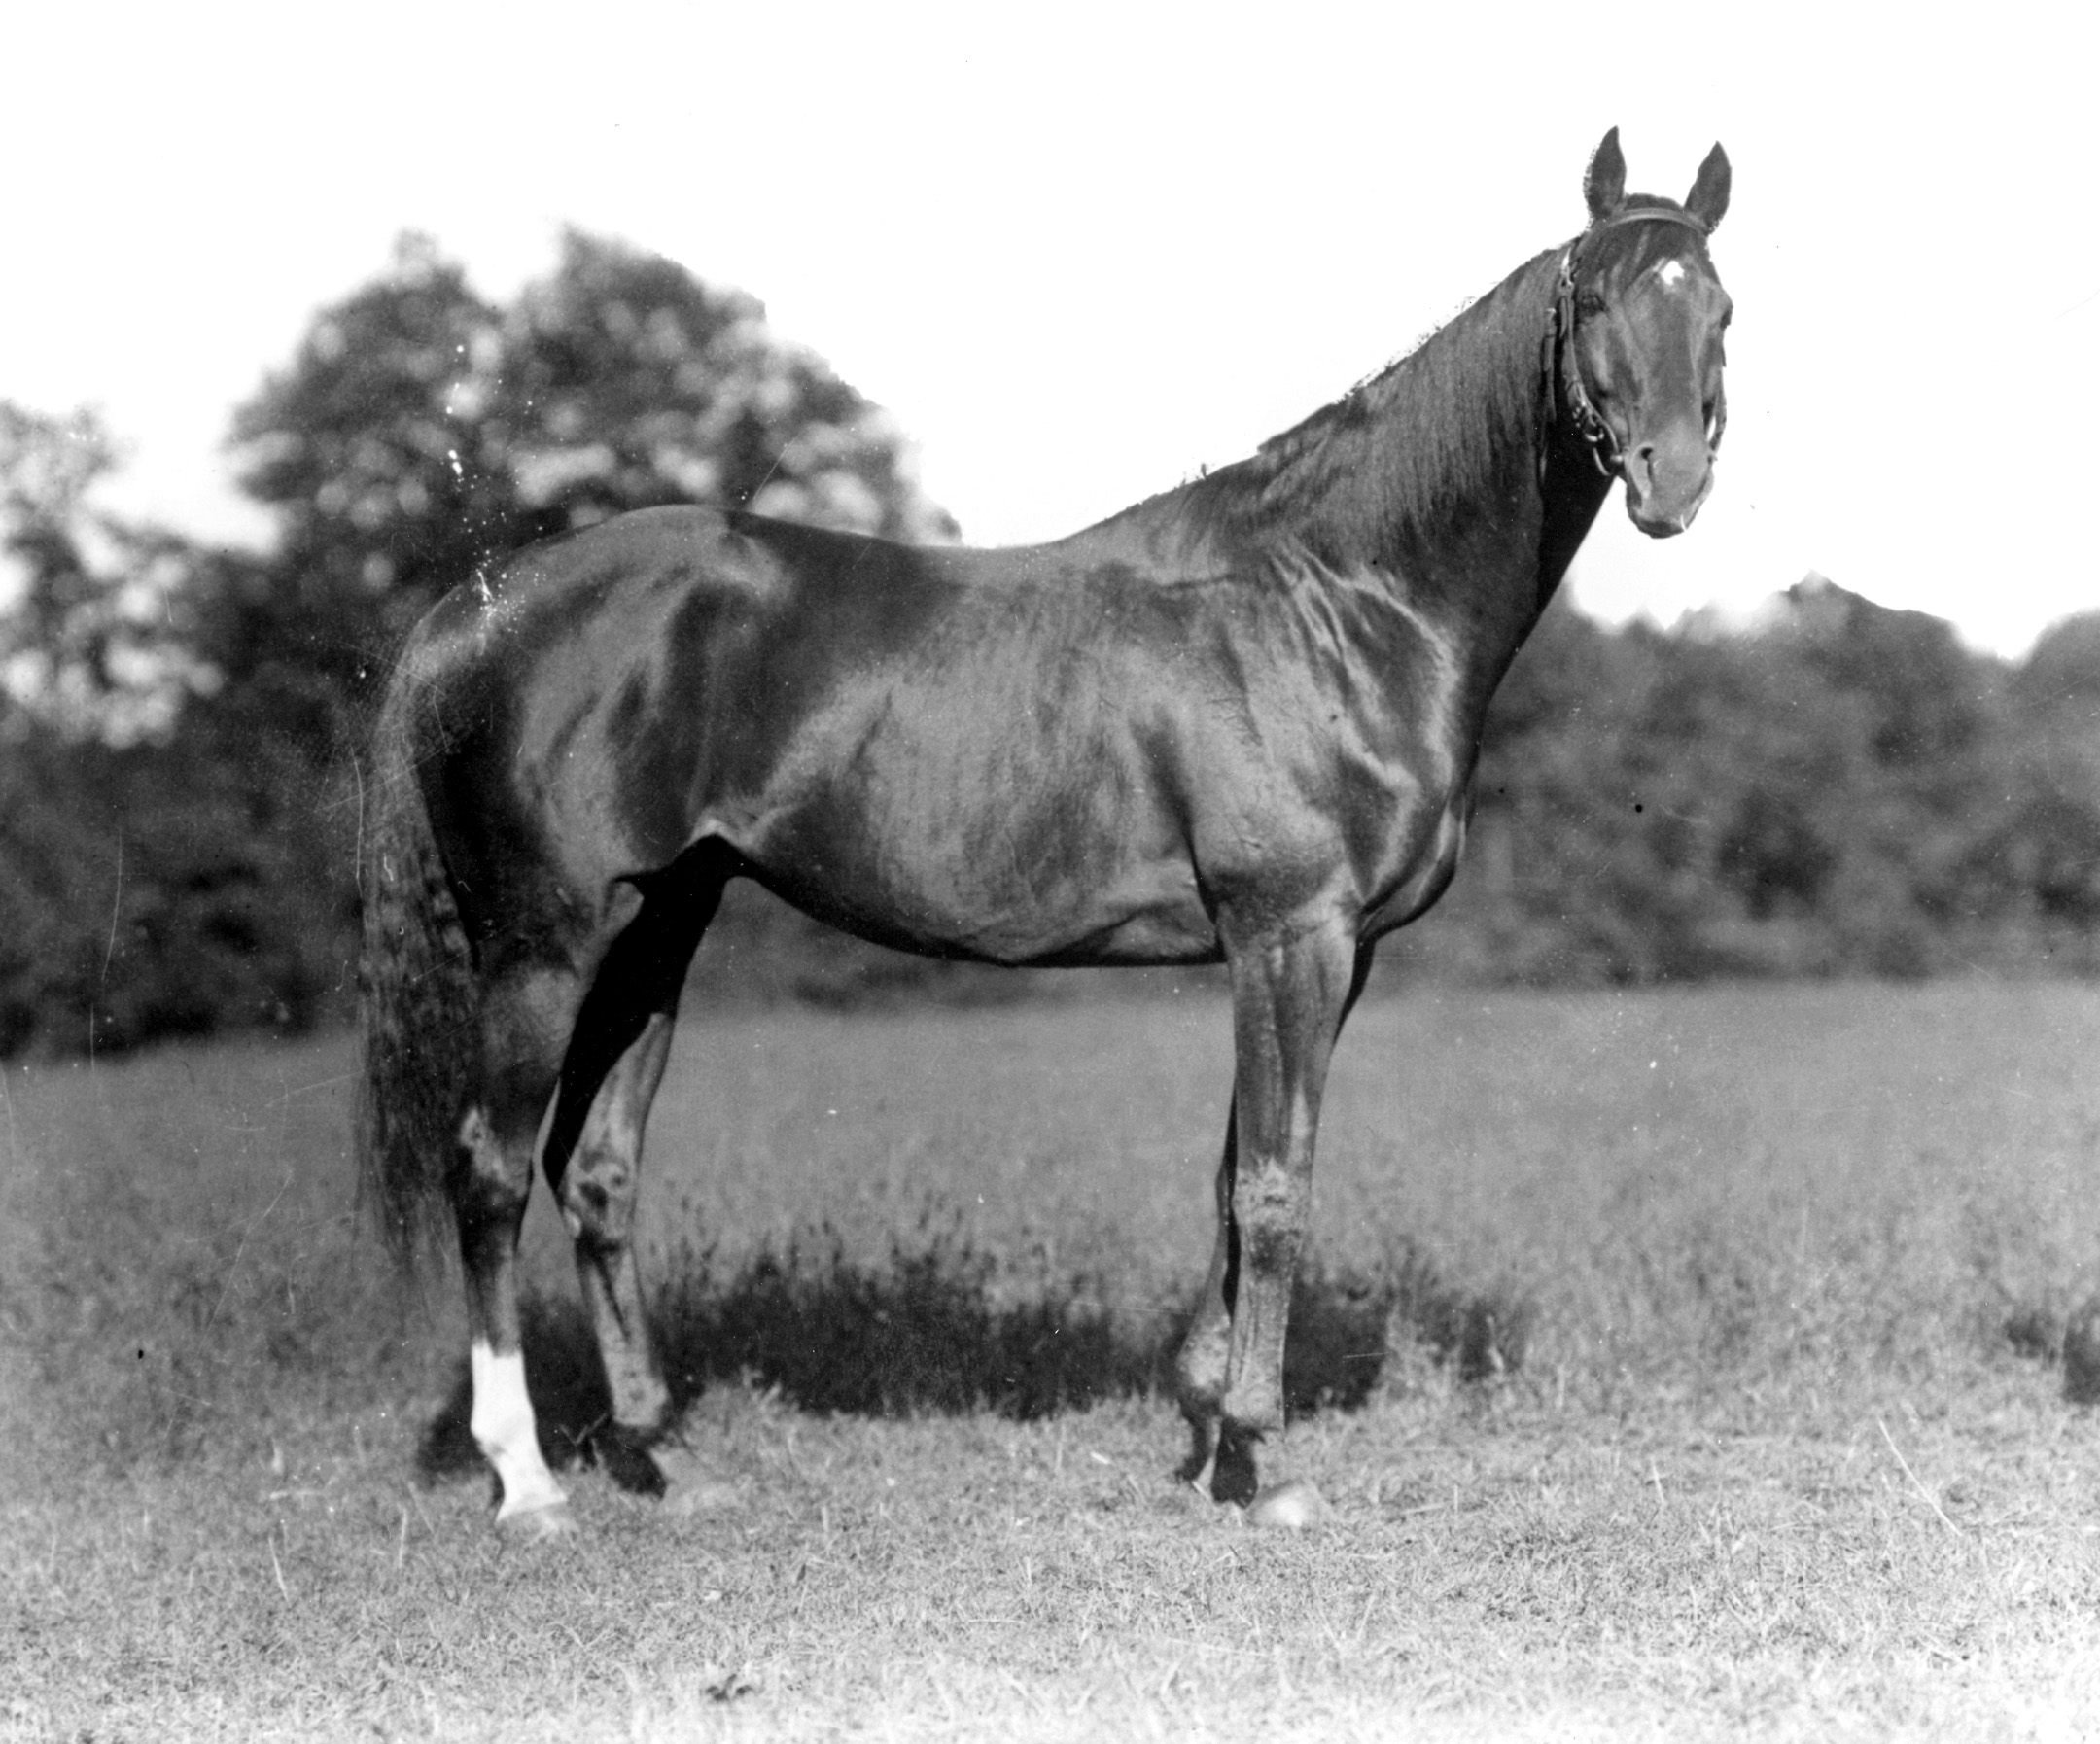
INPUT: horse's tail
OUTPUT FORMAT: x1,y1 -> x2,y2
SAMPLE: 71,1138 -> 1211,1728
356,658 -> 478,1272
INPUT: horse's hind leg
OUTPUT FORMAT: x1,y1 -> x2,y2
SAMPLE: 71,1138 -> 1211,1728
541,852 -> 727,1497
456,971 -> 579,1534
550,1010 -> 681,1496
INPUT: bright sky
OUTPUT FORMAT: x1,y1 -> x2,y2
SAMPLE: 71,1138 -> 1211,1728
7,4 -> 2094,656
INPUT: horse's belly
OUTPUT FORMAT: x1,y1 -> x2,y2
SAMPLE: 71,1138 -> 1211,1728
747,828 -> 1218,968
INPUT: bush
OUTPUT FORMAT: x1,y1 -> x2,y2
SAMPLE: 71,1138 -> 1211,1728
0,718 -> 353,1056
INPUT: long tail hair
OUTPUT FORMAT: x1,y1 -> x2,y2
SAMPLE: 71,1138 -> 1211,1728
356,664 -> 479,1271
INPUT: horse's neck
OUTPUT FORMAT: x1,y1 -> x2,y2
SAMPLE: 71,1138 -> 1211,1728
1176,247 -> 1607,717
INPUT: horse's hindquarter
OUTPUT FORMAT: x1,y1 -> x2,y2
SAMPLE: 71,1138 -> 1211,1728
459,508 -> 1472,969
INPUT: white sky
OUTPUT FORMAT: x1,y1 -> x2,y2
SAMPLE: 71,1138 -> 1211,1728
6,3 -> 2094,656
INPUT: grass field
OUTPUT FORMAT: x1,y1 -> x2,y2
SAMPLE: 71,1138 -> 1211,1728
5,979 -> 2100,1739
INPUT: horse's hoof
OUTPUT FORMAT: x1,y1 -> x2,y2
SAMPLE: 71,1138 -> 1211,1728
497,1498 -> 578,1541
594,1428 -> 669,1498
1208,1426 -> 1261,1508
1247,1480 -> 1329,1530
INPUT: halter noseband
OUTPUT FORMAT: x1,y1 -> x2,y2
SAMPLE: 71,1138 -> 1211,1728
1550,205 -> 1712,478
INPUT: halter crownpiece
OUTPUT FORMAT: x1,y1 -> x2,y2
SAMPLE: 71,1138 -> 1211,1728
1587,204 -> 1710,237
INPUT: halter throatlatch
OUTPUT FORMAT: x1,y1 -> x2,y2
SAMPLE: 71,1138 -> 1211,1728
1548,205 -> 1713,479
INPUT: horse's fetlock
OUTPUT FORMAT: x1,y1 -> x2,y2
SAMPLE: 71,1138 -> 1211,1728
1175,1316 -> 1231,1409
1221,1378 -> 1285,1440
602,1343 -> 670,1431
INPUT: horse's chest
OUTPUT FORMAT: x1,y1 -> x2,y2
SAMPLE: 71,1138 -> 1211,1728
1360,789 -> 1470,936
1184,692 -> 1467,924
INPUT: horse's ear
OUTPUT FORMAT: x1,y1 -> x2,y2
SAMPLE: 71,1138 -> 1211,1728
1685,143 -> 1731,232
1584,127 -> 1626,224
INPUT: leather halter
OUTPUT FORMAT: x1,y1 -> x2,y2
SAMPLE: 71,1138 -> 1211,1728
1548,205 -> 1712,479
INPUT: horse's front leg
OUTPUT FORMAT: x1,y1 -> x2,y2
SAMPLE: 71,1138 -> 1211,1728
1177,915 -> 1361,1509
1176,1096 -> 1241,1491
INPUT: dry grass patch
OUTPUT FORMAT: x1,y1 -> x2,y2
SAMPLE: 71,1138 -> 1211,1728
8,1373 -> 2098,1741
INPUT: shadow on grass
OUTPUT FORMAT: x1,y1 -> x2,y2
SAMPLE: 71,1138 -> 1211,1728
2005,1299 -> 2100,1407
418,1224 -> 1533,1481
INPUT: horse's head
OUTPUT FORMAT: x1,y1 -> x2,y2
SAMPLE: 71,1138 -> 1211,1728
1558,128 -> 1732,537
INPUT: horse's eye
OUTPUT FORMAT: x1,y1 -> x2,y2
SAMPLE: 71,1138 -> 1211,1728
1577,291 -> 1608,318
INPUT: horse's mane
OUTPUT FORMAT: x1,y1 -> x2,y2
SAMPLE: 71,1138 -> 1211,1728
1167,246 -> 1564,563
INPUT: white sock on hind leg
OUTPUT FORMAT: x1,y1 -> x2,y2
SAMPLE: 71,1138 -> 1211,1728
470,1340 -> 567,1519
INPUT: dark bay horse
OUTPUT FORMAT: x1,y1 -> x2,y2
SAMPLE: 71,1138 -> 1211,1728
360,128 -> 1732,1533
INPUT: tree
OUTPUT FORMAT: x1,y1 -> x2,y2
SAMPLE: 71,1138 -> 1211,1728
0,402 -> 346,1053
219,229 -> 957,711
1989,610 -> 2100,952
1451,578 -> 2029,985
0,402 -> 215,744
0,233 -> 964,1054
1776,574 -> 1992,769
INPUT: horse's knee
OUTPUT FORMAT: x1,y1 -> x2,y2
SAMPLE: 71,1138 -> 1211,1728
454,1105 -> 532,1233
559,1142 -> 638,1248
1231,1161 -> 1308,1271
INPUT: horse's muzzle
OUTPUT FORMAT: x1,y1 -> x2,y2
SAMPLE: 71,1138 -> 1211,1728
1622,429 -> 1715,538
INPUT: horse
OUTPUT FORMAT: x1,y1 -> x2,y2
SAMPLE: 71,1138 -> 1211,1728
359,127 -> 1732,1535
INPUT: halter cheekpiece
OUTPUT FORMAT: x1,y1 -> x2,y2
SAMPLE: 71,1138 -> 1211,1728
1550,205 -> 1711,478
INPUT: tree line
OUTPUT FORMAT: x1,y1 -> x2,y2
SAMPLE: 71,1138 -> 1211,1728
1,231 -> 2095,1055
1417,581 -> 2100,987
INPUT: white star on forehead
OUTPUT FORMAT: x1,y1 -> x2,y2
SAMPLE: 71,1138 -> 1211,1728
1656,259 -> 1688,288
